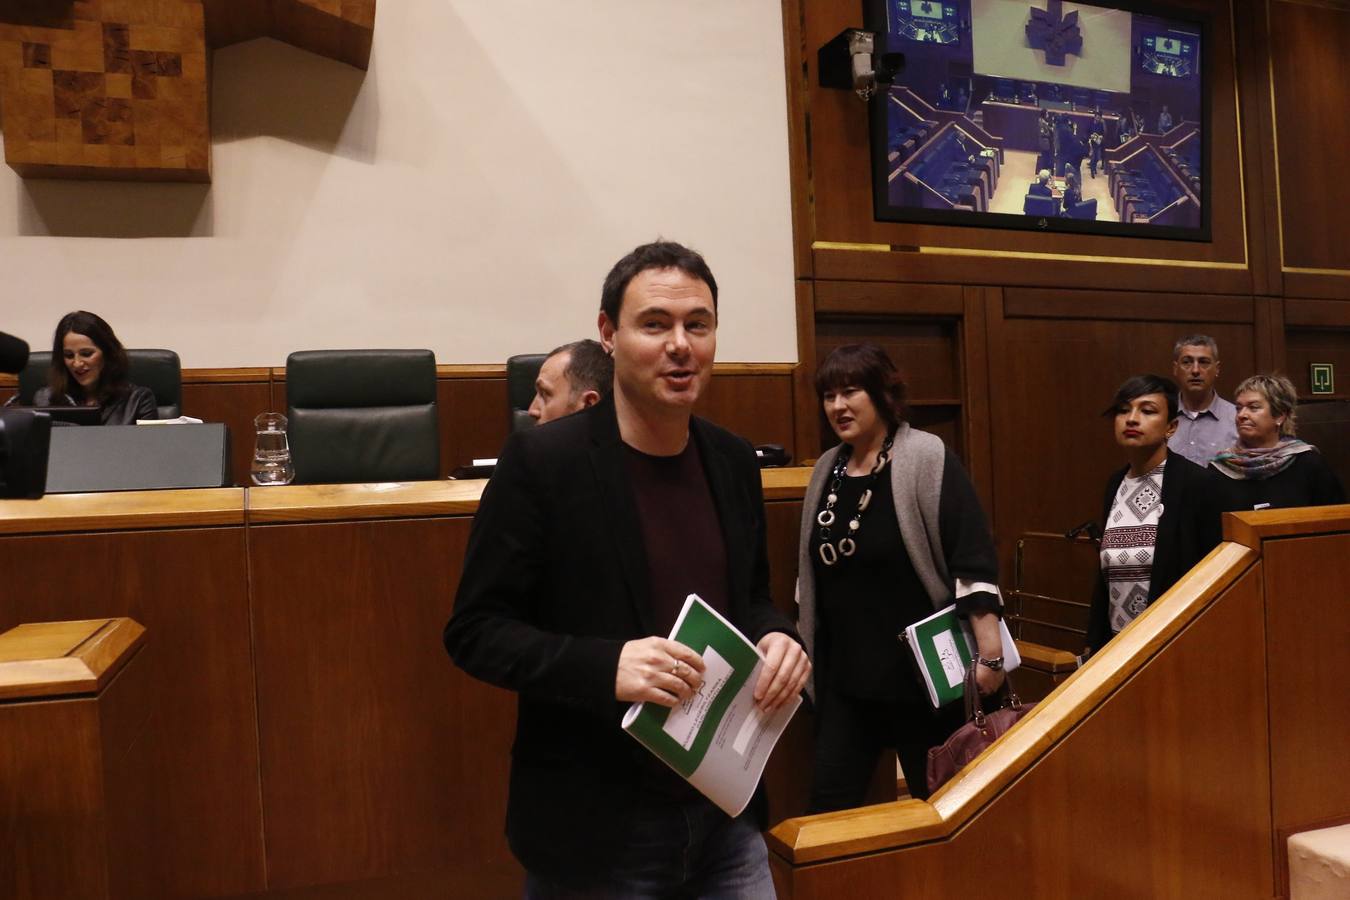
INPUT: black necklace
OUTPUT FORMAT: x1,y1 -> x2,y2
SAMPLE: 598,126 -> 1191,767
816,433 -> 894,566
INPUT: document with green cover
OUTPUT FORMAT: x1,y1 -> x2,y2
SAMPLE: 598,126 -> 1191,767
902,604 -> 1021,708
621,594 -> 802,817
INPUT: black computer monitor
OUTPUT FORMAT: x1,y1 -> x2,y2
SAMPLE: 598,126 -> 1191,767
0,409 -> 52,499
14,405 -> 103,426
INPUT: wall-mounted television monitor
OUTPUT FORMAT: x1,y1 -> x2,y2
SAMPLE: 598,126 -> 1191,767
866,0 -> 1211,241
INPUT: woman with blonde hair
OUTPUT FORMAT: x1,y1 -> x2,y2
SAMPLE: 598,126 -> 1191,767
1210,373 -> 1344,509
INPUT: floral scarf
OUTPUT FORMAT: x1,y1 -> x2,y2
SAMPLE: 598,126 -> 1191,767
1210,438 -> 1315,481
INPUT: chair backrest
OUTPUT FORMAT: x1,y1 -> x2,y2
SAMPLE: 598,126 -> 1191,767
17,349 -> 182,418
1023,194 -> 1059,217
506,353 -> 547,434
1069,198 -> 1098,220
285,349 -> 440,484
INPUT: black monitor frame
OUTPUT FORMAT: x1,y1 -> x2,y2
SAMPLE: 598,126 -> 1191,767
864,0 -> 1213,242
0,410 -> 52,499
11,405 -> 104,426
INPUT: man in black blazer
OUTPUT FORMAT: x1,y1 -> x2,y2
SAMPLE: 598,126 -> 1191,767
445,240 -> 810,896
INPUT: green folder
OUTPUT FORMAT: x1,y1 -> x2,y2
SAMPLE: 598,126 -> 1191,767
902,604 -> 1020,708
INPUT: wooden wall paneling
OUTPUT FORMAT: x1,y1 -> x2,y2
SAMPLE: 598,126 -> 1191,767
1285,328 -> 1350,401
0,1 -> 375,181
986,303 -> 1256,581
795,1 -> 1252,292
247,516 -> 521,895
0,698 -> 111,899
1252,295 -> 1286,374
814,318 -> 961,401
961,286 -> 993,513
814,281 -> 964,317
780,0 -> 814,280
180,370 -> 273,486
269,367 -> 285,421
694,368 -> 797,451
0,526 -> 265,897
761,499 -> 812,825
983,287 -> 1008,564
1266,0 -> 1350,296
437,377 -> 509,473
811,246 -> 1256,295
1236,0 -> 1281,297
1284,297 -> 1350,330
792,280 -> 821,465
1002,289 -> 1255,323
1264,533 -> 1350,834
774,563 -> 1274,898
0,1 -> 213,181
96,621 -> 161,900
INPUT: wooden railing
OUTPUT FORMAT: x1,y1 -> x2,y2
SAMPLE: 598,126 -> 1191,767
768,504 -> 1350,898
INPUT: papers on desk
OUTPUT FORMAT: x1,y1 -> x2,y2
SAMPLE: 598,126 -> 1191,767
621,594 -> 801,817
136,416 -> 204,425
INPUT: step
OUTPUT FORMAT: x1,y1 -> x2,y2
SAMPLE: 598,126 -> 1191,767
1289,822 -> 1350,900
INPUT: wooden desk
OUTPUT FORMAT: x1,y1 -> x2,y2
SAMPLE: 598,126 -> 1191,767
0,469 -> 813,897
1,618 -> 149,900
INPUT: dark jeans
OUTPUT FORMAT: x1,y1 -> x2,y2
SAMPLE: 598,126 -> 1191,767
808,684 -> 966,813
522,795 -> 774,900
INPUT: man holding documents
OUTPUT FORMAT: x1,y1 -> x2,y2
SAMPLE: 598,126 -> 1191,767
444,240 -> 810,898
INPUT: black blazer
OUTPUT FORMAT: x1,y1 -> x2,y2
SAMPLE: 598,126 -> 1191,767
1211,450 -> 1346,512
443,395 -> 795,885
1086,453 -> 1221,653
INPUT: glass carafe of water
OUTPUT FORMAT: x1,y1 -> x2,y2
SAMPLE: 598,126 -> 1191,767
251,412 -> 295,485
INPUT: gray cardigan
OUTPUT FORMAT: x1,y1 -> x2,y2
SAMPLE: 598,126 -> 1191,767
795,424 -> 1001,698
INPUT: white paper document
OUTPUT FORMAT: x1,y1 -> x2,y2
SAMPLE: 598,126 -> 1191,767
622,594 -> 802,817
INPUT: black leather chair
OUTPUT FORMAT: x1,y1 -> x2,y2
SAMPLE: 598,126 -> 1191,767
285,349 -> 440,484
506,353 -> 546,434
18,349 -> 183,418
1067,198 -> 1099,220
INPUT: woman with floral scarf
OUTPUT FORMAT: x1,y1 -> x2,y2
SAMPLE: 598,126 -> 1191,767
1210,374 -> 1344,510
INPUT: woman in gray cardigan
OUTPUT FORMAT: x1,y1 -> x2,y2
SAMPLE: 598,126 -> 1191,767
799,344 -> 1003,809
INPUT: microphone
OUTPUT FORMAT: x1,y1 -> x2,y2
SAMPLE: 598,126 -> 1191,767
0,332 -> 31,375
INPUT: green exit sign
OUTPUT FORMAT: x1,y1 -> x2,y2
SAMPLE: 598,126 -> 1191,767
1310,363 -> 1335,395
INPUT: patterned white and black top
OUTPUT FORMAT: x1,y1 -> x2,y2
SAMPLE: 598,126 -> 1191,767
1100,460 -> 1167,635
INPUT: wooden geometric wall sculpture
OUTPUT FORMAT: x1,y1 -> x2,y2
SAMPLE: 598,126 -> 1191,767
0,0 -> 375,182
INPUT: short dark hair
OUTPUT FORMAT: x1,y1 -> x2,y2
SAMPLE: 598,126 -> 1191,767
814,343 -> 907,429
48,310 -> 131,403
599,240 -> 718,324
1103,374 -> 1180,421
546,338 -> 613,399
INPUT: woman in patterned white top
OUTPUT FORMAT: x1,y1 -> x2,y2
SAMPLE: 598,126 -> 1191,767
1085,375 -> 1220,655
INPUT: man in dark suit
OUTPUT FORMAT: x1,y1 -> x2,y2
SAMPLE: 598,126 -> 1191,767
445,240 -> 810,897
1088,112 -> 1105,178
527,338 -> 613,425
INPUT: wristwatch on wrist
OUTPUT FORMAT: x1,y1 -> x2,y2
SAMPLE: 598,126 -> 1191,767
977,655 -> 1004,671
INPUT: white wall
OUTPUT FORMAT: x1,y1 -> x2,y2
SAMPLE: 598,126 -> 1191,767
0,1 -> 798,367
972,0 -> 1132,94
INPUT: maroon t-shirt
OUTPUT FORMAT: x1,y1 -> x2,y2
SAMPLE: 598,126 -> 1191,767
622,439 -> 730,635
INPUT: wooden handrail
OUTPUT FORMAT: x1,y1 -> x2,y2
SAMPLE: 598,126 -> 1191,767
767,541 -> 1257,864
0,617 -> 146,701
1223,504 -> 1350,548
0,470 -> 814,533
0,487 -> 245,535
